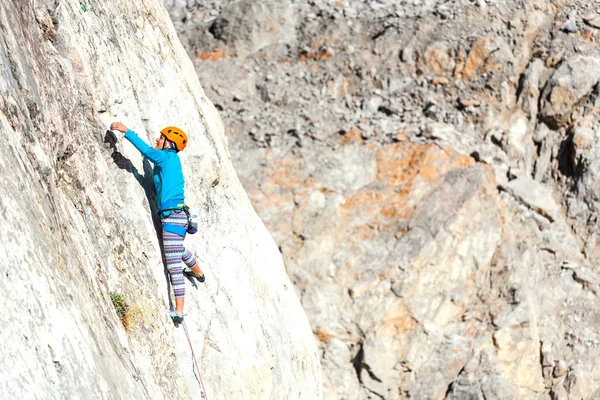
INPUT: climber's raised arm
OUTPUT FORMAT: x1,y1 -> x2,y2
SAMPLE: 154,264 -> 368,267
110,121 -> 166,166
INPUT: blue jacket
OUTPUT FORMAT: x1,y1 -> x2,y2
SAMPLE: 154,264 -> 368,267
124,129 -> 185,213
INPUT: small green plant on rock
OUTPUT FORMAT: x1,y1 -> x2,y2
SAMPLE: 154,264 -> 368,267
110,291 -> 129,329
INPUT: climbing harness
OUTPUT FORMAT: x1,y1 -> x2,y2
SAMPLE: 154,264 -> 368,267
183,320 -> 209,399
185,207 -> 199,234
159,200 -> 198,235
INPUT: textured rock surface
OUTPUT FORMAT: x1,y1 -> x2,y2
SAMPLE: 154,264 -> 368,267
167,0 -> 600,399
540,56 -> 600,128
0,1 -> 321,399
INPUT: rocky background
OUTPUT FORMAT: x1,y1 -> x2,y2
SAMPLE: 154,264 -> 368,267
166,0 -> 600,399
0,1 -> 321,399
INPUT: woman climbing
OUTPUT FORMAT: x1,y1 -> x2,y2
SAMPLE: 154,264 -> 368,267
110,121 -> 205,324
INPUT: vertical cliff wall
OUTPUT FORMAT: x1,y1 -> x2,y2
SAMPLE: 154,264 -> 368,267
0,1 -> 321,399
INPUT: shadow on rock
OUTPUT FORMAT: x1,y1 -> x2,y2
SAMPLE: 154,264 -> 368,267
104,130 -> 175,313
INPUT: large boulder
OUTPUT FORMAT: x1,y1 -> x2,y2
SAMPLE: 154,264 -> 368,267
208,0 -> 296,59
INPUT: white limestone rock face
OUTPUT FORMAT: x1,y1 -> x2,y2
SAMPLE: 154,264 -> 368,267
0,1 -> 321,399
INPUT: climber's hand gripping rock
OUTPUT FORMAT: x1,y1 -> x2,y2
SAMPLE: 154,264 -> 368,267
110,121 -> 128,133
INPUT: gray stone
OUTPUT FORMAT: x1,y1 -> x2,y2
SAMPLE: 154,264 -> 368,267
572,126 -> 595,162
210,0 -> 296,58
553,360 -> 568,378
540,56 -> 600,128
519,60 -> 551,123
31,142 -> 52,177
532,122 -> 551,144
362,96 -> 382,114
584,14 -> 600,29
560,20 -> 578,32
504,178 -> 560,221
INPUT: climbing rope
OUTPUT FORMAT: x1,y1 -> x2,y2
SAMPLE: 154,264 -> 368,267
182,320 -> 209,399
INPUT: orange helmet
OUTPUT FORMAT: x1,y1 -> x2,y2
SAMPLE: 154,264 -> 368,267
160,126 -> 188,151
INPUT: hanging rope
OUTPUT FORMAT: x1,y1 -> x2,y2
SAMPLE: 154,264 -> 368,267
182,320 -> 209,399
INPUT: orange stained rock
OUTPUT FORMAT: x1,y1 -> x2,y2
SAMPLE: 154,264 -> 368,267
195,49 -> 228,61
340,142 -> 473,225
299,53 -> 312,62
581,29 -> 596,42
314,328 -> 335,343
376,142 -> 453,186
380,200 -> 407,218
311,36 -> 328,49
431,76 -> 449,85
341,188 -> 392,212
453,49 -> 467,77
381,301 -> 418,336
313,327 -> 356,343
424,45 -> 452,76
396,130 -> 408,142
461,37 -> 494,79
342,188 -> 414,224
455,154 -> 474,168
339,127 -> 362,144
263,141 -> 474,247
315,48 -> 333,62
299,48 -> 333,62
548,85 -> 576,108
380,204 -> 397,218
268,155 -> 304,190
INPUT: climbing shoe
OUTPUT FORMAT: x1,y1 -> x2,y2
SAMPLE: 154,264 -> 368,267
169,310 -> 184,324
183,267 -> 205,283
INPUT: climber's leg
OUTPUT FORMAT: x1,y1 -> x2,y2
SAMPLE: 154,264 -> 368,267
181,248 -> 196,267
162,228 -> 186,314
182,248 -> 204,280
174,297 -> 184,317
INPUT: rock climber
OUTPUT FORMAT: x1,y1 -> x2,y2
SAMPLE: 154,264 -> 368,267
110,121 -> 205,324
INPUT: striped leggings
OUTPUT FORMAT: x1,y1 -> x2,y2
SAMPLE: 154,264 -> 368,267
161,212 -> 197,298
